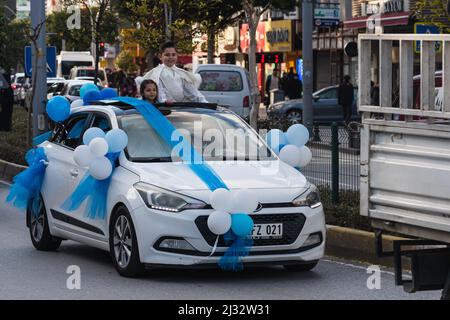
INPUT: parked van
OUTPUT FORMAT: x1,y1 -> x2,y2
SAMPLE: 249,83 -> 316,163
69,66 -> 108,87
195,64 -> 258,119
57,51 -> 94,79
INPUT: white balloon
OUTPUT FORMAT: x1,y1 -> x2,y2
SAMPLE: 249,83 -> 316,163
210,188 -> 233,212
231,189 -> 259,213
298,146 -> 313,168
207,211 -> 232,235
89,157 -> 112,180
89,137 -> 109,158
279,144 -> 302,167
286,124 -> 310,147
71,99 -> 84,109
73,145 -> 91,167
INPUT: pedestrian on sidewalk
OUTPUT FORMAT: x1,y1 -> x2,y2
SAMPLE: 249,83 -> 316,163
265,68 -> 281,106
0,72 -> 14,132
338,75 -> 354,125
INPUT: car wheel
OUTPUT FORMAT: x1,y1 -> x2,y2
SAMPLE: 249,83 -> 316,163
109,206 -> 144,277
283,261 -> 319,272
29,196 -> 62,251
286,109 -> 303,126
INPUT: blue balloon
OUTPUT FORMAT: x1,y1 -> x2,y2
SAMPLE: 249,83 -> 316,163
231,214 -> 254,237
105,129 -> 128,153
83,127 -> 105,145
100,88 -> 118,99
286,124 -> 310,147
83,89 -> 102,105
266,129 -> 288,154
80,83 -> 99,99
46,96 -> 71,123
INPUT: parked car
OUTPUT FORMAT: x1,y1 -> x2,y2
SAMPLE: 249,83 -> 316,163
267,85 -> 360,126
56,80 -> 103,103
11,73 -> 31,106
70,66 -> 108,87
46,78 -> 67,100
32,101 -> 326,277
196,64 -> 259,119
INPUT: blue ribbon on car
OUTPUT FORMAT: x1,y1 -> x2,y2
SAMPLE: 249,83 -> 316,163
112,97 -> 253,271
6,148 -> 48,218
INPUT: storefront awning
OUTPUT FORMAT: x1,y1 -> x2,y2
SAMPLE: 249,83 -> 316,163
344,12 -> 411,29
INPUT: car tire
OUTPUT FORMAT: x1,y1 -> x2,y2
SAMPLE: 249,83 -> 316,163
109,206 -> 144,278
283,261 -> 319,272
286,109 -> 303,126
28,197 -> 62,251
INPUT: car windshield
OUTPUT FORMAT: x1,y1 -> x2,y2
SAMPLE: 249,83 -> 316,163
77,69 -> 105,81
119,108 -> 275,162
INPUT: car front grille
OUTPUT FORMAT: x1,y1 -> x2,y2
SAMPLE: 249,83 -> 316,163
195,213 -> 306,247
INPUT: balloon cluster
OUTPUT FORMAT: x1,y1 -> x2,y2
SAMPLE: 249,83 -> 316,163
71,83 -> 118,109
266,124 -> 312,169
207,188 -> 259,237
73,128 -> 128,180
46,84 -> 118,123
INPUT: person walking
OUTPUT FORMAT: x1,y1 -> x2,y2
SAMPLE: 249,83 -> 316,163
0,72 -> 14,132
338,75 -> 354,125
265,69 -> 280,106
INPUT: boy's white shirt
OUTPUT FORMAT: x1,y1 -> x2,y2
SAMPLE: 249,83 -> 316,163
139,64 -> 207,103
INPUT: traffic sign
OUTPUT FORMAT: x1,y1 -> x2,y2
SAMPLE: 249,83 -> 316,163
414,24 -> 441,53
24,46 -> 57,78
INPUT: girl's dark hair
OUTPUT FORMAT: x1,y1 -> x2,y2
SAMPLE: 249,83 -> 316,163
140,79 -> 158,101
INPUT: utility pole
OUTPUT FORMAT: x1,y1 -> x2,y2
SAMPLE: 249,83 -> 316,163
31,0 -> 47,138
302,0 -> 314,134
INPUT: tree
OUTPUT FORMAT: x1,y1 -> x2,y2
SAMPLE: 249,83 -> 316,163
0,7 -> 28,72
194,0 -> 244,63
244,0 -> 296,129
62,1 -> 119,84
115,50 -> 138,74
119,0 -> 203,68
415,0 -> 450,33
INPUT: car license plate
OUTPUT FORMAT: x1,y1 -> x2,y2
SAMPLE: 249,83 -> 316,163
251,223 -> 283,239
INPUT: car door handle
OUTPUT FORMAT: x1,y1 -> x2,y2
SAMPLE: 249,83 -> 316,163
70,168 -> 79,178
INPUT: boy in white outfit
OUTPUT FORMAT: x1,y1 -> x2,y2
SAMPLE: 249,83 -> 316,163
137,41 -> 207,103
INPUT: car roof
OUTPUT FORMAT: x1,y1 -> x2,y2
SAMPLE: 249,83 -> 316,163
195,64 -> 245,71
66,80 -> 94,86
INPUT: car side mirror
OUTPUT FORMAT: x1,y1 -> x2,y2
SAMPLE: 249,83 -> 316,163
313,95 -> 320,102
54,92 -> 61,96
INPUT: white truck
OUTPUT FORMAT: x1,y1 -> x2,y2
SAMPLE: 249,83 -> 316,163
359,33 -> 450,299
57,51 -> 95,79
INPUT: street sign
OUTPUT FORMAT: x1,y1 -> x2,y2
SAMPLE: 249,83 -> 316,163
414,24 -> 441,53
314,8 -> 340,27
24,46 -> 57,78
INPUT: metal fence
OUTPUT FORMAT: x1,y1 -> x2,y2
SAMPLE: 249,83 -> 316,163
301,122 -> 361,203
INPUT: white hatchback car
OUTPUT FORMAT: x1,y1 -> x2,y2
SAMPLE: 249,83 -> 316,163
30,100 -> 326,277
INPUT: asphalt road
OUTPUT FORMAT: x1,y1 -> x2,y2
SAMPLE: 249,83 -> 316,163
0,183 -> 440,300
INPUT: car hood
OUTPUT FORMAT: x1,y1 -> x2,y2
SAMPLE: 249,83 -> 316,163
124,160 -> 309,201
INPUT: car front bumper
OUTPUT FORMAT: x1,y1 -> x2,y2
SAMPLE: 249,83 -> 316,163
131,203 -> 326,267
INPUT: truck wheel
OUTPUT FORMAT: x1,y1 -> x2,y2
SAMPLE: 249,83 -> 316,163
109,206 -> 144,278
29,197 -> 62,251
283,261 -> 318,272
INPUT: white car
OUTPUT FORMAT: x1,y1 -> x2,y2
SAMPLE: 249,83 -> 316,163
30,100 -> 326,277
57,80 -> 103,103
196,64 -> 259,120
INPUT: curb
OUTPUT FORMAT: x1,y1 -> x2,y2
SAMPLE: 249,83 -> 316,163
325,225 -> 409,269
0,159 -> 402,268
0,159 -> 26,183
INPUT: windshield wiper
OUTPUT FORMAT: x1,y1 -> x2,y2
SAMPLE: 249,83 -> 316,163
132,157 -> 173,163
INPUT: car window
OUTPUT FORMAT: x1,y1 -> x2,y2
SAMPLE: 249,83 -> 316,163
318,88 -> 338,99
53,113 -> 89,149
198,71 -> 243,92
91,114 -> 112,133
68,85 -> 82,96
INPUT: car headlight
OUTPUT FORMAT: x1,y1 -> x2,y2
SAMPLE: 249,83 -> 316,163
292,185 -> 322,209
134,182 -> 207,212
